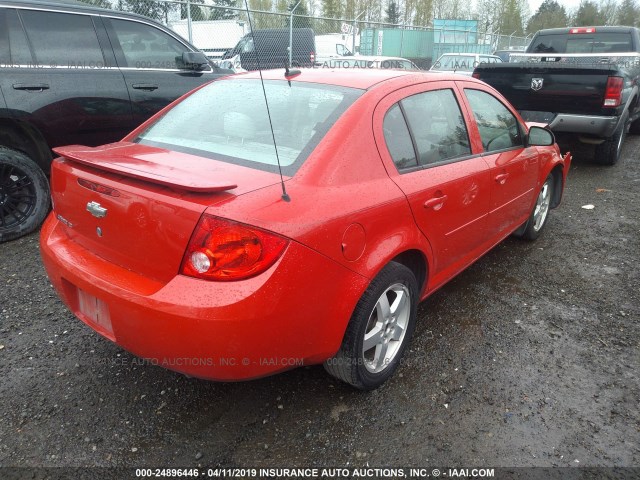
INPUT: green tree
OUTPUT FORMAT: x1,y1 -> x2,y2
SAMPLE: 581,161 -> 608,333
321,0 -> 341,31
413,0 -> 433,26
122,0 -> 180,22
526,0 -> 569,34
500,0 -> 525,36
246,0 -> 273,28
573,0 -> 606,25
617,0 -> 639,25
210,0 -> 239,20
599,0 -> 618,24
180,0 -> 205,21
288,0 -> 313,28
342,0 -> 356,20
385,0 -> 401,24
321,0 -> 342,18
78,0 -> 113,8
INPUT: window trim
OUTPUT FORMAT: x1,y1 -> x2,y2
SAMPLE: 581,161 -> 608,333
396,102 -> 420,170
102,16 -> 210,72
16,8 -> 107,68
0,8 -> 34,65
9,3 -> 192,51
462,87 -> 527,156
400,88 -> 473,170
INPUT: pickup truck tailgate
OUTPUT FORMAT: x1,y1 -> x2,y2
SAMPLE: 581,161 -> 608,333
474,63 -> 617,115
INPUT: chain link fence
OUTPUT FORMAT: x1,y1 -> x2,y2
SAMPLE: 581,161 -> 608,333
108,0 -> 529,69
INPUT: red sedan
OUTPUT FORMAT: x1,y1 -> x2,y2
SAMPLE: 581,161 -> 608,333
40,69 -> 571,390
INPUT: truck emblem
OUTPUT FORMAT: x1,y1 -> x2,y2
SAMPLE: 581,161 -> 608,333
531,78 -> 544,91
86,201 -> 107,218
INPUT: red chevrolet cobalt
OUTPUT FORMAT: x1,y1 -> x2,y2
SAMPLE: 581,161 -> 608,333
40,69 -> 571,389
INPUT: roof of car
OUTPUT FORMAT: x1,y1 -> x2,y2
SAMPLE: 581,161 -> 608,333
2,0 -> 159,23
234,68 -> 479,90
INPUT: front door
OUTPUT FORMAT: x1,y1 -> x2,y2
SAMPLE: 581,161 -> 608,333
103,17 -> 223,126
460,86 -> 539,235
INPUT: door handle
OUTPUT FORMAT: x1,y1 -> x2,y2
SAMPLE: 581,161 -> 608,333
132,83 -> 159,91
13,83 -> 50,91
424,194 -> 448,210
495,173 -> 509,185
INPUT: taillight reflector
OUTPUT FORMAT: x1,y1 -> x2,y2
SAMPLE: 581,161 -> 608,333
78,178 -> 120,197
180,215 -> 289,281
603,76 -> 623,107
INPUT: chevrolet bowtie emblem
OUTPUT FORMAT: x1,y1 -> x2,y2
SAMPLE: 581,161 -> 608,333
86,201 -> 107,218
531,78 -> 544,91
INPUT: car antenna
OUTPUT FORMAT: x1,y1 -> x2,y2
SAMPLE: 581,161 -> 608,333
285,64 -> 301,86
242,0 -> 291,202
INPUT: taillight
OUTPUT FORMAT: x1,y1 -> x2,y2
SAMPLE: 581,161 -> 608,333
180,215 -> 289,281
472,72 -> 481,79
310,51 -> 315,63
603,76 -> 623,107
570,27 -> 596,34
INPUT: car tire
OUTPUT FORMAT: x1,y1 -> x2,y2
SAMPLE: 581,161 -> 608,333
324,261 -> 418,390
0,147 -> 50,243
518,174 -> 554,241
629,117 -> 640,135
595,113 -> 627,166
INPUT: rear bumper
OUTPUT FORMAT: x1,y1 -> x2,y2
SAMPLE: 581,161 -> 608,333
549,113 -> 619,137
520,111 -> 620,138
40,214 -> 369,381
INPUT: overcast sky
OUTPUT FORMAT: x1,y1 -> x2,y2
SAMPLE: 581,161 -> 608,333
527,0 -> 583,15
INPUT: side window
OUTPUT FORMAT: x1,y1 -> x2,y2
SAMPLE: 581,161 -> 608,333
19,10 -> 104,66
383,104 -> 418,170
0,9 -> 32,64
110,19 -> 187,69
465,89 -> 523,152
400,89 -> 471,166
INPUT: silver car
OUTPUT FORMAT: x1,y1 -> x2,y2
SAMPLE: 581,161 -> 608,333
430,53 -> 502,75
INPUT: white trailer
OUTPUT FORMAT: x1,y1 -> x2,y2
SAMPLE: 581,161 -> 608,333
168,19 -> 247,60
315,33 -> 357,58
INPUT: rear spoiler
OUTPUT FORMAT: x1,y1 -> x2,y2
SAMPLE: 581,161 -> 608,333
53,144 -> 237,193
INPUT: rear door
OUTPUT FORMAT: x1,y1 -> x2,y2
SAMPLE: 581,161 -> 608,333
0,7 -> 133,148
374,81 -> 492,288
459,85 -> 538,235
103,16 -> 222,126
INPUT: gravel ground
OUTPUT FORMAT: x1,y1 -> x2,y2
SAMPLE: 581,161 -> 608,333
0,136 -> 638,474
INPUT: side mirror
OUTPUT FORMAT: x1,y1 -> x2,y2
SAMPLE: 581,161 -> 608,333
179,51 -> 209,71
527,125 -> 555,146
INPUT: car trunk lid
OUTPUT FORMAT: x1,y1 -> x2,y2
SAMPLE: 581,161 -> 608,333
50,142 -> 282,284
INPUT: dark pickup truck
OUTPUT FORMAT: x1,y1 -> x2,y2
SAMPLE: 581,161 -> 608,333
473,26 -> 640,165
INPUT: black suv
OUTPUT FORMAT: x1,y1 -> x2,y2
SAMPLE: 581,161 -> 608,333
0,0 -> 230,242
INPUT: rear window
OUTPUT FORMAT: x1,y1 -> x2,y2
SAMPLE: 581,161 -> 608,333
530,32 -> 633,53
19,10 -> 104,66
137,79 -> 363,175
